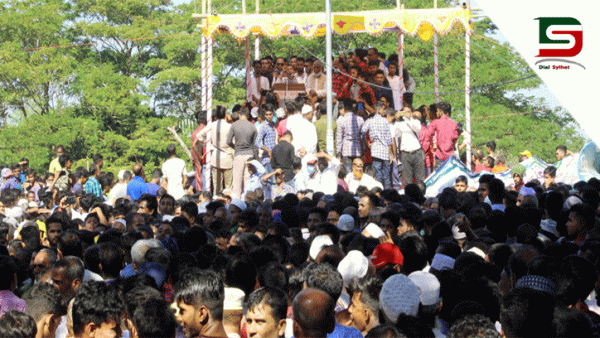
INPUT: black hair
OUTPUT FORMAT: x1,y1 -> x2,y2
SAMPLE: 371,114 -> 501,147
488,178 -> 505,204
303,262 -> 343,301
98,242 -> 123,279
166,144 -> 177,157
569,203 -> 596,230
20,224 -> 41,250
556,145 -> 567,153
57,230 -> 83,258
215,105 -> 227,120
499,288 -> 554,338
0,255 -> 16,290
58,155 -> 71,168
72,281 -> 124,336
0,310 -> 37,338
543,166 -> 557,177
53,256 -> 85,284
246,286 -> 288,322
486,141 -> 496,151
455,175 -> 468,184
448,314 -> 499,338
553,306 -> 592,337
139,194 -> 158,215
174,269 -> 224,321
133,298 -> 177,338
437,102 -> 451,116
398,233 -> 428,274
124,285 -> 163,319
365,324 -> 404,338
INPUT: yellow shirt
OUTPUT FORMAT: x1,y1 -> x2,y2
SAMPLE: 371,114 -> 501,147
49,157 -> 62,174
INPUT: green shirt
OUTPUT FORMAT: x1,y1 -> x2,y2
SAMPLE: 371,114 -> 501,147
314,116 -> 337,156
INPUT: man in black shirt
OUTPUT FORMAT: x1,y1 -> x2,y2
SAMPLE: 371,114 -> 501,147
271,131 -> 296,182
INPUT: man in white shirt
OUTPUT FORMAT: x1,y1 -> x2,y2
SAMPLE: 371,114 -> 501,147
295,57 -> 307,84
297,152 -> 341,195
395,107 -> 426,190
162,144 -> 187,200
345,158 -> 382,193
288,105 -> 318,157
249,60 -> 270,106
305,60 -> 326,100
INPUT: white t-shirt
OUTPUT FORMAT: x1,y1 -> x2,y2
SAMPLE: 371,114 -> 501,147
162,157 -> 186,200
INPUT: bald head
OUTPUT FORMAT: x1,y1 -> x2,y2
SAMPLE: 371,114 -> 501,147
292,288 -> 335,338
133,163 -> 144,177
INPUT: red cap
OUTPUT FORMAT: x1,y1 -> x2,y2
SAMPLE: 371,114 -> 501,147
371,243 -> 404,269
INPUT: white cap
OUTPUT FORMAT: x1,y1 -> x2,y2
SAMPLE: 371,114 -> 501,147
408,271 -> 441,306
118,170 -> 127,180
229,198 -> 247,211
363,223 -> 385,238
224,287 -> 245,311
337,251 -> 369,289
301,105 -> 313,116
251,107 -> 259,118
310,235 -> 334,260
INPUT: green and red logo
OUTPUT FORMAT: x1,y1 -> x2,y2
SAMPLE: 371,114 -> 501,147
536,17 -> 583,57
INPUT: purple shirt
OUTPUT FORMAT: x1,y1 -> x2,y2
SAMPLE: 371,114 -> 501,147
0,290 -> 26,317
424,115 -> 459,161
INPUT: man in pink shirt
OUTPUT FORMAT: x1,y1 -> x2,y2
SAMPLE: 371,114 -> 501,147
423,102 -> 459,168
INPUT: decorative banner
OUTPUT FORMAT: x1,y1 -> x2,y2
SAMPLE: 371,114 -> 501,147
474,0 -> 600,145
204,8 -> 471,41
424,142 -> 600,197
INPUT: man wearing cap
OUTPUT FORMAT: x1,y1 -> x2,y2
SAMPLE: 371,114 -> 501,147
223,287 -> 245,338
127,163 -> 148,201
344,158 -> 382,194
228,198 -> 247,233
288,105 -> 318,158
379,274 -> 421,323
518,150 -> 532,162
227,107 -> 258,198
371,242 -> 404,274
300,152 -> 341,195
408,271 -> 442,326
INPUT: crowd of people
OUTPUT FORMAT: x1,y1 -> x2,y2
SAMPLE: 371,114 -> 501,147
0,47 -> 596,338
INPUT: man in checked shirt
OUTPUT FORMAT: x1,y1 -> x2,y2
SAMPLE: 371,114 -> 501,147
361,105 -> 393,189
336,100 -> 364,176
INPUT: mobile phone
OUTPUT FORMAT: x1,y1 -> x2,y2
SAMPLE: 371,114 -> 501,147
358,103 -> 364,111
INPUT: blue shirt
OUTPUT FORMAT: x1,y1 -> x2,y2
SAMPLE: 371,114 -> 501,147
147,182 -> 160,196
84,176 -> 103,198
292,322 -> 363,338
127,176 -> 148,201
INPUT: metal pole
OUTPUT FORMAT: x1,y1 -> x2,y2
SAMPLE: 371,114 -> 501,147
243,0 -> 251,102
465,27 -> 472,168
207,0 -> 213,116
433,0 -> 439,103
325,0 -> 333,155
254,0 -> 260,60
201,0 -> 207,112
398,31 -> 405,107
201,0 -> 212,191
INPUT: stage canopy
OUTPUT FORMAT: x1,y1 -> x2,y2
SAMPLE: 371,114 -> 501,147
202,8 -> 471,42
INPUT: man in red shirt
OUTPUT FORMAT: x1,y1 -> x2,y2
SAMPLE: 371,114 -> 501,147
423,102 -> 459,168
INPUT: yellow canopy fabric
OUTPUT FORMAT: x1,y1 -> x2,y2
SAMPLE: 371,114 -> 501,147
203,8 -> 471,42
